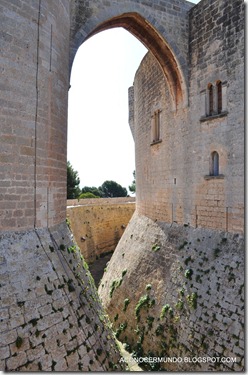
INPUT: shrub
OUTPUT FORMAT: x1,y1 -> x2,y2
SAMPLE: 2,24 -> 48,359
79,192 -> 100,199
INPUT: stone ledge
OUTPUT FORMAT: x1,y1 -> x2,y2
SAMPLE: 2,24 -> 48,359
200,111 -> 228,122
204,174 -> 225,180
150,139 -> 162,146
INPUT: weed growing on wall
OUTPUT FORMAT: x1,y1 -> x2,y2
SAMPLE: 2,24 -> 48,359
109,269 -> 128,298
123,298 -> 130,312
152,243 -> 160,252
135,295 -> 150,321
16,336 -> 23,349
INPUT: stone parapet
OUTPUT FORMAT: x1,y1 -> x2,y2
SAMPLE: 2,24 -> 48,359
67,197 -> 135,207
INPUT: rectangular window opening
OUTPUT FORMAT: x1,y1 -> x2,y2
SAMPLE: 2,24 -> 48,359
151,109 -> 162,145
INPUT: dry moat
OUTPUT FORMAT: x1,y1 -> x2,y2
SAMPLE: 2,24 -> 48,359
89,252 -> 113,288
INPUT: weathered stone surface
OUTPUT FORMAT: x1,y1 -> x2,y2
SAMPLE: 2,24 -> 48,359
67,198 -> 135,263
132,0 -> 244,234
0,223 -> 124,371
99,213 -> 244,371
0,0 -> 244,372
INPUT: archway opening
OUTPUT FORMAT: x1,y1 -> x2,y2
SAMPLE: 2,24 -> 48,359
70,12 -> 188,109
68,28 -> 146,193
86,13 -> 187,108
67,28 -> 146,285
68,10 -> 188,288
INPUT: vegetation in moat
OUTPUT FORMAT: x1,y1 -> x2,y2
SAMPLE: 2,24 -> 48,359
90,222 -> 236,368
109,269 -> 128,298
108,236 -> 242,371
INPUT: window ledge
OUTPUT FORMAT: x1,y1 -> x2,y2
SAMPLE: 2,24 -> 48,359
204,174 -> 224,180
200,111 -> 228,122
150,139 -> 162,146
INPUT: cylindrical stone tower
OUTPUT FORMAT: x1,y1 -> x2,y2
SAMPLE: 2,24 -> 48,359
0,0 -> 70,231
0,1 -> 123,371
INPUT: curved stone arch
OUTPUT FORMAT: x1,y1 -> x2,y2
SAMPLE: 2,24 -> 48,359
69,2 -> 190,109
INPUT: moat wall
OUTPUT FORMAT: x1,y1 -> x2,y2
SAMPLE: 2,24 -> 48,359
99,213 -> 244,371
0,223 -> 123,371
67,198 -> 135,263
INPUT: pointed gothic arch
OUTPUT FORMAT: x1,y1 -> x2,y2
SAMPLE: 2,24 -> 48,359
70,6 -> 190,109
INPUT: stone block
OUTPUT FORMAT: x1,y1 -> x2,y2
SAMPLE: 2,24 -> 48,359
54,357 -> 67,371
6,352 -> 27,370
66,351 -> 80,368
0,345 -> 10,360
0,329 -> 17,347
8,314 -> 25,330
37,311 -> 63,331
27,345 -> 46,362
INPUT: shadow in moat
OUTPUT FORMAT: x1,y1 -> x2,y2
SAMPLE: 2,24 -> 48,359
89,252 -> 113,288
89,250 -> 144,371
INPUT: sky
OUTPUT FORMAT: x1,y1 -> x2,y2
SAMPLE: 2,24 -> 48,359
67,0 -> 200,192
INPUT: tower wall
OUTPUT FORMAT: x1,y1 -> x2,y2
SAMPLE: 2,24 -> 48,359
0,0 -> 70,231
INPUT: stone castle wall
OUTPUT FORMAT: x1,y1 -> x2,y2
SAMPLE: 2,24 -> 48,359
0,0 -> 244,372
99,213 -> 244,371
0,223 -> 123,371
0,0 -> 70,231
67,198 -> 135,263
188,0 -> 244,234
99,0 -> 244,371
67,197 -> 135,207
131,0 -> 244,234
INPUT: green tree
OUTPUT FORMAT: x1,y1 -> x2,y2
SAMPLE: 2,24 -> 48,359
129,170 -> 136,194
81,186 -> 103,197
79,192 -> 100,199
67,161 -> 81,199
99,180 -> 128,198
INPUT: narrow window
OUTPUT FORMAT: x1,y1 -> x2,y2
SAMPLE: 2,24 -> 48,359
151,110 -> 161,143
210,151 -> 219,176
208,84 -> 214,115
217,81 -> 222,114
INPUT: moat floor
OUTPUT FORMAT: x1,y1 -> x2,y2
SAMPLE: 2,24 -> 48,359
89,252 -> 113,287
89,254 -> 143,371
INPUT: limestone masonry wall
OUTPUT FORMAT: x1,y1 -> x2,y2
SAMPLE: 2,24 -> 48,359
99,0 -> 244,370
67,197 -> 135,207
132,0 -> 244,234
0,0 -> 244,372
99,213 -> 244,371
188,0 -> 244,234
0,223 -> 123,371
0,0 -> 70,231
67,198 -> 135,263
